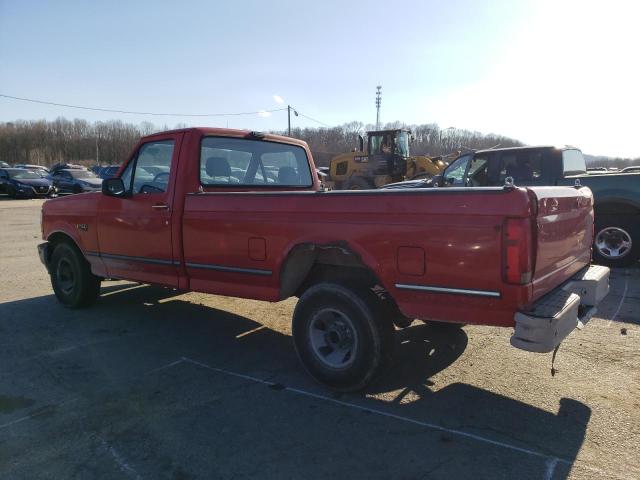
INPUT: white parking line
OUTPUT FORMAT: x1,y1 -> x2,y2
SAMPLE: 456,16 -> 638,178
544,457 -> 558,480
0,398 -> 78,430
100,438 -> 143,480
175,357 -> 636,480
607,269 -> 629,327
178,357 -> 566,465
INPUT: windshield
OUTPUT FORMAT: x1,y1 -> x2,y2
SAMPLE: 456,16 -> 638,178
7,169 -> 42,180
68,170 -> 97,179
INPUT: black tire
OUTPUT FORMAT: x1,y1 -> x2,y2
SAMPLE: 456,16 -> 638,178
50,242 -> 101,308
593,217 -> 639,268
292,282 -> 395,392
345,176 -> 374,190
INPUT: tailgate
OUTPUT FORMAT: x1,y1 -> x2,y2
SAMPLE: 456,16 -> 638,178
530,186 -> 594,302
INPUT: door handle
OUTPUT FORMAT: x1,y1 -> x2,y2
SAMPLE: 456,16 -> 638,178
152,203 -> 170,210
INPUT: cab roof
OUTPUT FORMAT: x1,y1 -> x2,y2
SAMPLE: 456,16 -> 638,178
142,127 -> 310,149
475,145 -> 580,154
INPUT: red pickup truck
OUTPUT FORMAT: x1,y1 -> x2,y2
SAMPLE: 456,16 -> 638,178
38,128 -> 609,391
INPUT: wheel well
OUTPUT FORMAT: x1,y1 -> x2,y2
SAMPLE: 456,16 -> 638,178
280,242 -> 408,325
594,201 -> 640,217
279,243 -> 372,298
46,232 -> 81,264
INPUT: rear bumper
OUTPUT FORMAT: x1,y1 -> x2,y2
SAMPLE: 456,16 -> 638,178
511,264 -> 610,353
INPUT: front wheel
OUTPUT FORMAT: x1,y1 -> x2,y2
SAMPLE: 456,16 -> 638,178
50,243 -> 101,308
292,283 -> 394,392
593,218 -> 638,267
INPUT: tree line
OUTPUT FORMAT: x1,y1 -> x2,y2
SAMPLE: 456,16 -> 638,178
1,117 -> 637,168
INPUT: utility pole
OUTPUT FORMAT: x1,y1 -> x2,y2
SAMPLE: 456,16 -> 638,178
287,105 -> 298,136
375,86 -> 382,130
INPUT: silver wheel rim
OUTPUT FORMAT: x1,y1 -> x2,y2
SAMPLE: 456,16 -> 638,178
595,226 -> 632,259
57,258 -> 75,295
308,308 -> 358,369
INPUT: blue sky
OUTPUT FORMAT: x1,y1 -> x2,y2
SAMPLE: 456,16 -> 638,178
1,0 -> 638,157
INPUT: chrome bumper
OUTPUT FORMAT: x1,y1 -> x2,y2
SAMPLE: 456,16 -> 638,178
511,264 -> 610,353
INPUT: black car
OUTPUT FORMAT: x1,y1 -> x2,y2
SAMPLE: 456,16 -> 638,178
50,168 -> 103,194
14,164 -> 50,178
0,168 -> 57,198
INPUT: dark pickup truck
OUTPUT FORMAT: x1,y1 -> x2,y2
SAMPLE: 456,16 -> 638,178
385,146 -> 640,267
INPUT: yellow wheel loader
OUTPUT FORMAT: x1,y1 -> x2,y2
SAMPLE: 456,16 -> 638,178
326,129 -> 447,190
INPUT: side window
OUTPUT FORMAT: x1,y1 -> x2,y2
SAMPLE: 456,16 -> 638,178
443,154 -> 471,185
563,149 -> 586,176
496,151 -> 544,185
200,137 -> 312,187
466,156 -> 489,186
121,140 -> 175,194
0,171 -> 7,179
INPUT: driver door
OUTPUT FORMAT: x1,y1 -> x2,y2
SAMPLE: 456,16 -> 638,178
97,133 -> 183,287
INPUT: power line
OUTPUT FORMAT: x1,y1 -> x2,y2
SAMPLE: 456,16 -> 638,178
0,94 -> 287,118
296,110 -> 331,128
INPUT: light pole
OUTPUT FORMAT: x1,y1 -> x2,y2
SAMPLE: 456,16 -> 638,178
287,105 -> 298,136
375,86 -> 381,130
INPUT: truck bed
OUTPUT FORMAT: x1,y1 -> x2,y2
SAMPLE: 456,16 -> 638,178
181,185 -> 594,327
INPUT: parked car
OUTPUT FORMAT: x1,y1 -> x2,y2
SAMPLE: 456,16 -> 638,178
0,168 -> 56,198
49,163 -> 87,177
14,164 -> 50,177
0,161 -> 10,168
50,168 -> 103,194
384,145 -> 640,267
621,166 -> 640,173
37,128 -> 609,391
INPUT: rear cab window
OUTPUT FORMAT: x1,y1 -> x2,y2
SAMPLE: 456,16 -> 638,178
200,137 -> 313,188
562,149 -> 587,176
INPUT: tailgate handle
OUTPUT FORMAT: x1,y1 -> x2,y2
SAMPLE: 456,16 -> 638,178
152,203 -> 169,210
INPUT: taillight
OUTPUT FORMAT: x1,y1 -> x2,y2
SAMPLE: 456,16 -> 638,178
503,218 -> 533,284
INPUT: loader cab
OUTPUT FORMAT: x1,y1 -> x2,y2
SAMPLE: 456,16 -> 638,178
366,129 -> 410,178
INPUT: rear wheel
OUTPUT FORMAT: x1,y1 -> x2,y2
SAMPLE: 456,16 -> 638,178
50,243 -> 101,308
593,218 -> 639,267
292,282 -> 394,392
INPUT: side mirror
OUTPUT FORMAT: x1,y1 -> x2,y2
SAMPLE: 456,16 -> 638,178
431,174 -> 443,187
102,177 -> 126,197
